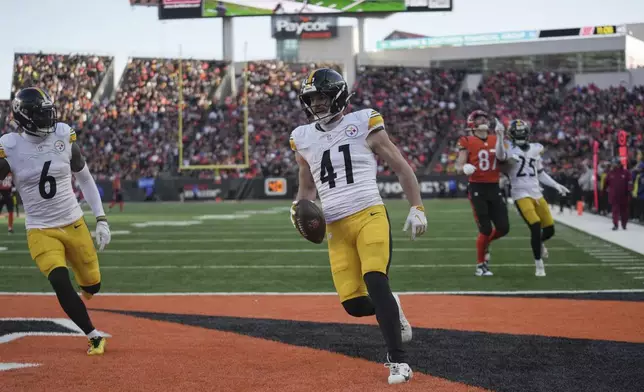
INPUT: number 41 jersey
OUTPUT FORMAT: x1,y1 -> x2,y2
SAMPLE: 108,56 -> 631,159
290,109 -> 384,223
507,142 -> 545,200
0,123 -> 83,229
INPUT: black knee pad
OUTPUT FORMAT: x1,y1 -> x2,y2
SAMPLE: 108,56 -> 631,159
81,282 -> 101,295
342,296 -> 375,317
363,271 -> 391,299
542,225 -> 555,242
48,267 -> 72,289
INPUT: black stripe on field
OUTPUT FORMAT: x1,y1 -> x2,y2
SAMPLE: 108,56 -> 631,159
96,309 -> 644,392
455,292 -> 644,302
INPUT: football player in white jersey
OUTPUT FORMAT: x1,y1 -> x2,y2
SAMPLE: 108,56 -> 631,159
289,69 -> 427,385
505,120 -> 569,277
0,87 -> 111,355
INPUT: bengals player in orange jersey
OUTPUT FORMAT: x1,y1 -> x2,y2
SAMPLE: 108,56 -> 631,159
108,173 -> 124,212
456,110 -> 510,276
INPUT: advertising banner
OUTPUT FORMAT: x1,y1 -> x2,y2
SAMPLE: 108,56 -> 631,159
272,15 -> 338,40
158,0 -> 202,19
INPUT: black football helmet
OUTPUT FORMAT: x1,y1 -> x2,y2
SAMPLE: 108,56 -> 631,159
508,119 -> 531,148
11,87 -> 58,137
299,68 -> 352,124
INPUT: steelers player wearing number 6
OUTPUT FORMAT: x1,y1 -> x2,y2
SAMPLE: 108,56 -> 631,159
456,110 -> 510,277
0,87 -> 111,355
289,69 -> 427,385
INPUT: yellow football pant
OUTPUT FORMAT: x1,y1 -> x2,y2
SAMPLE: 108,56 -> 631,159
515,197 -> 554,227
27,217 -> 101,287
326,204 -> 391,303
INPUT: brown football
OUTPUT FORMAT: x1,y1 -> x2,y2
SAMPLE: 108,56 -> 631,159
294,200 -> 326,244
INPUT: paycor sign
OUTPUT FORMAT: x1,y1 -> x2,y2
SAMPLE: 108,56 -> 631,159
272,15 -> 338,40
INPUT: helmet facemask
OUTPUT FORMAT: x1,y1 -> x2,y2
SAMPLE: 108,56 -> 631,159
472,115 -> 489,133
299,78 -> 350,126
301,91 -> 333,124
12,97 -> 57,138
510,123 -> 530,148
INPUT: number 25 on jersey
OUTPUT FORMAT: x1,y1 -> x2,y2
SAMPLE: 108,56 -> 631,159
320,144 -> 354,189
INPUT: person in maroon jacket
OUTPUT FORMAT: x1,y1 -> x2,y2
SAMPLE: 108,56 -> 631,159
605,157 -> 633,230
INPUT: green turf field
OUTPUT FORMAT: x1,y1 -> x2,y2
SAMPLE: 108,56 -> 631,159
1,200 -> 643,293
202,0 -> 268,17
202,1 -> 406,18
313,0 -> 406,13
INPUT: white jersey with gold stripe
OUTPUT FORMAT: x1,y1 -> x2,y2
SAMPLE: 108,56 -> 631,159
507,142 -> 545,200
0,123 -> 83,229
290,109 -> 385,223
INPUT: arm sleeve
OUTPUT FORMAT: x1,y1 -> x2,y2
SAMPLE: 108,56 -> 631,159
495,138 -> 507,161
538,171 -> 561,189
74,165 -> 106,219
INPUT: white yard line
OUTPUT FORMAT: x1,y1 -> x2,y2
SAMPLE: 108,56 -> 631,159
0,247 -> 574,254
0,263 -> 627,270
1,289 -> 643,296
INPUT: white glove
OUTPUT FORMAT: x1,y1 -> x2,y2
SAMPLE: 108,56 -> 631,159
463,163 -> 477,176
403,206 -> 427,240
556,184 -> 570,196
289,200 -> 298,227
95,220 -> 111,252
495,117 -> 505,135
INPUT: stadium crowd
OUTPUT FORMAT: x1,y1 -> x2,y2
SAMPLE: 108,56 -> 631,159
2,53 -> 643,220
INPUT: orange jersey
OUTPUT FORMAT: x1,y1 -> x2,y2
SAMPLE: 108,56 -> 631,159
457,135 -> 501,183
112,177 -> 121,191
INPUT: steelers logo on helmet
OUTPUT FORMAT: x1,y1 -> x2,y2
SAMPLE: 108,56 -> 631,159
509,119 -> 531,148
11,87 -> 58,137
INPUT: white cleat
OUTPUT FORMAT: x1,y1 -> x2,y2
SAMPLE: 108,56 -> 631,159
393,294 -> 412,343
535,259 -> 546,277
541,244 -> 549,260
475,263 -> 493,276
386,361 -> 413,385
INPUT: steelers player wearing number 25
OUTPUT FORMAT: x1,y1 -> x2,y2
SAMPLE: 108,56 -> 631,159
0,87 -> 112,355
456,110 -> 510,277
505,120 -> 570,277
289,69 -> 428,385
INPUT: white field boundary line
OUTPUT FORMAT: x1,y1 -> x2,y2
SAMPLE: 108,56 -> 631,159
0,263 -> 629,270
2,289 -> 644,296
0,247 -> 577,254
0,237 -> 546,244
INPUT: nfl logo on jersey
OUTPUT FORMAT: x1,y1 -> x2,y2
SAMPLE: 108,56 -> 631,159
344,125 -> 358,138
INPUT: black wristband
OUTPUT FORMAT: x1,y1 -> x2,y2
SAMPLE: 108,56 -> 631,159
96,216 -> 108,223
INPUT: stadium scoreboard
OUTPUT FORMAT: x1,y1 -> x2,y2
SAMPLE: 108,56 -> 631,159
158,0 -> 453,20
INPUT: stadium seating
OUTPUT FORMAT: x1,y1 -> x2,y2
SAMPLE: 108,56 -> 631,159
352,66 -> 465,175
3,54 -> 643,183
0,101 -> 10,131
12,53 -> 111,126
